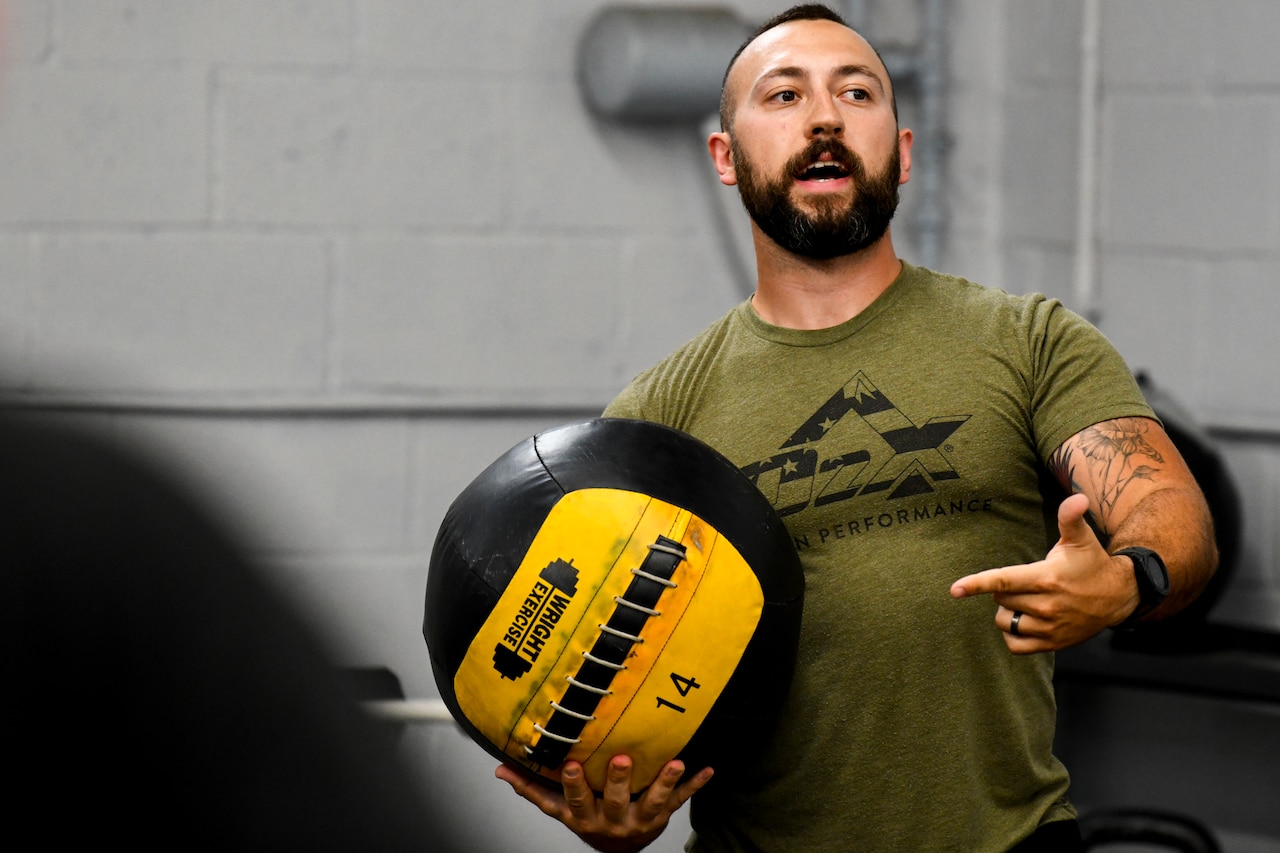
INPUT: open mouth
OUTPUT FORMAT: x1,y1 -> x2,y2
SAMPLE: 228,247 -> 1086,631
797,159 -> 851,182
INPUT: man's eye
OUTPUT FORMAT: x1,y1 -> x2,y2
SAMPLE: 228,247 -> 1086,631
844,88 -> 870,101
773,90 -> 798,103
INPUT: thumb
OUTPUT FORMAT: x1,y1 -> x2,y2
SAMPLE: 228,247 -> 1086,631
1056,493 -> 1095,545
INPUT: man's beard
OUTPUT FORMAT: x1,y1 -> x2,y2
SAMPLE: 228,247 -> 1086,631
732,136 -> 901,260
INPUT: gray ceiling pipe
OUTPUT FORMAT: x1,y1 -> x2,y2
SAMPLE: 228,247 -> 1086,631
576,6 -> 752,124
576,6 -> 922,124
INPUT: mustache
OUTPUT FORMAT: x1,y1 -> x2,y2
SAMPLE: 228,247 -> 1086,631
785,137 -> 864,179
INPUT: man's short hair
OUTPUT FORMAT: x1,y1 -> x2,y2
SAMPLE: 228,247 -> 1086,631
718,3 -> 897,131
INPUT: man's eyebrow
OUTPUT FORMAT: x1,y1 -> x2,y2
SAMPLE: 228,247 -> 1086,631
757,65 -> 808,85
835,64 -> 886,90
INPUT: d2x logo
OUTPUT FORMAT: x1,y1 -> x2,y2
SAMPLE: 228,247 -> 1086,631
741,372 -> 970,516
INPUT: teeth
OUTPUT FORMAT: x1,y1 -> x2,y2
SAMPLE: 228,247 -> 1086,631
803,162 -> 847,180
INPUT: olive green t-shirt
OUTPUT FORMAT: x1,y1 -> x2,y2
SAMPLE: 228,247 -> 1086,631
604,263 -> 1154,852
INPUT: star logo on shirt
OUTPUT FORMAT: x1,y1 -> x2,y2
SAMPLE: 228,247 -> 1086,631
741,372 -> 971,515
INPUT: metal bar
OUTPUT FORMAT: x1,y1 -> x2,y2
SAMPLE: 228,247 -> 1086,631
0,393 -> 604,420
912,0 -> 950,270
361,699 -> 456,724
1072,0 -> 1104,322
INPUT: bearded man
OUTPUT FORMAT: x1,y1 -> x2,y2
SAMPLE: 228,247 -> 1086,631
498,5 -> 1217,852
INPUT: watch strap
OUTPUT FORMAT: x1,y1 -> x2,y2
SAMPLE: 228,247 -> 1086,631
1113,546 -> 1169,629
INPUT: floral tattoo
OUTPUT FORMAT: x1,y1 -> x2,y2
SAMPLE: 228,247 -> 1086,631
1048,418 -> 1164,534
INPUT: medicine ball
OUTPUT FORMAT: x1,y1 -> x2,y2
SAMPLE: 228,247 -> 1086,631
424,418 -> 805,793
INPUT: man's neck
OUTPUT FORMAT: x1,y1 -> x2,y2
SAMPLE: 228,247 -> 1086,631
749,230 -> 904,330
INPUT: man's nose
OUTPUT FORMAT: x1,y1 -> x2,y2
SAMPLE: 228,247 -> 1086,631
807,92 -> 844,138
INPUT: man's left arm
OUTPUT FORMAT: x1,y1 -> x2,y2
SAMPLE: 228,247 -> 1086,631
951,416 -> 1219,653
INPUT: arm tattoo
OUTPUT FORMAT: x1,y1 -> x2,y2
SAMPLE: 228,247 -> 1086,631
1048,419 -> 1165,534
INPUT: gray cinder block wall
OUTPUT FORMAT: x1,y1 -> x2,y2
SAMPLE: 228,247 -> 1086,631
1,2 -> 1277,850
997,0 -> 1280,631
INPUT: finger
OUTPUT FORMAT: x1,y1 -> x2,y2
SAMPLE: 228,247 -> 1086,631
671,765 -> 715,809
990,591 -> 1037,613
495,762 -> 521,788
599,755 -> 634,823
560,762 -> 598,822
950,567 -> 999,598
1003,632 -> 1051,655
998,606 -> 1062,655
1056,493 -> 1094,544
634,761 -> 686,822
951,564 -> 1046,599
1001,606 -> 1035,638
496,764 -> 566,818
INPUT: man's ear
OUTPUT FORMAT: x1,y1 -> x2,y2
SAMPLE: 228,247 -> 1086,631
708,131 -> 737,187
897,127 -> 914,186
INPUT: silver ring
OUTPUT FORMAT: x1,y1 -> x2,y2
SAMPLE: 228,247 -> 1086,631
1010,611 -> 1024,636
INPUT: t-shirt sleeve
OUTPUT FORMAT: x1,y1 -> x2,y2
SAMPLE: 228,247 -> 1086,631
1029,299 -> 1157,460
603,378 -> 647,420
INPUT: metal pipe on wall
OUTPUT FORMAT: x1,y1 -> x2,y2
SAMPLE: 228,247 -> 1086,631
911,0 -> 949,270
1072,0 -> 1103,323
577,7 -> 750,124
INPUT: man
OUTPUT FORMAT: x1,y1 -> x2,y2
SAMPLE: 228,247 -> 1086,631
498,5 -> 1217,851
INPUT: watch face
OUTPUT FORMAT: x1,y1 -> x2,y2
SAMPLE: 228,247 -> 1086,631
1114,547 -> 1169,628
1135,549 -> 1170,596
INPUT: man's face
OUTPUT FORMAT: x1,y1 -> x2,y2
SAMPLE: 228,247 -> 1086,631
731,127 -> 901,260
713,19 -> 911,260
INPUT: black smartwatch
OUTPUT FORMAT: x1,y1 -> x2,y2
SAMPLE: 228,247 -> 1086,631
1113,546 -> 1170,628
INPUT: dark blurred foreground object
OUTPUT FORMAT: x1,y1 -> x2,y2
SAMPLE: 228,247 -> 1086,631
0,413 -> 460,852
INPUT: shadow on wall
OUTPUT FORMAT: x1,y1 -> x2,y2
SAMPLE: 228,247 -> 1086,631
0,409 -> 466,852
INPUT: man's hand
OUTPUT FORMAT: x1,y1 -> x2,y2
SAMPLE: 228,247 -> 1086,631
949,493 -> 1139,654
495,755 -> 713,853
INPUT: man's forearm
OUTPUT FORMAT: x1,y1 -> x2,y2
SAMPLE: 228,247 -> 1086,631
1106,484 -> 1218,621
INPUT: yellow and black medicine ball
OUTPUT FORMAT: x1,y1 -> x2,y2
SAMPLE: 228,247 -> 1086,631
424,418 -> 804,794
